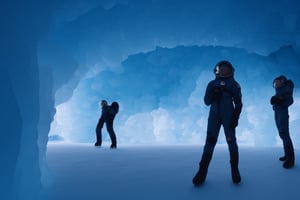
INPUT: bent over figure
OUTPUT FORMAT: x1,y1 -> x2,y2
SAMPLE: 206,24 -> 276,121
270,75 -> 295,169
193,60 -> 243,185
95,100 -> 118,149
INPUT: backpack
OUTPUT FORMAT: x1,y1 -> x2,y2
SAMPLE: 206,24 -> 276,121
110,101 -> 119,115
286,79 -> 294,90
285,80 -> 294,106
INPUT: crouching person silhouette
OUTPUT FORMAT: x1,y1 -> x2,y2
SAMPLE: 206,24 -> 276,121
193,60 -> 243,185
270,75 -> 295,168
95,100 -> 119,149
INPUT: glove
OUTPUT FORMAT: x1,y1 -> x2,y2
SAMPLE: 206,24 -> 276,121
270,96 -> 285,105
212,87 -> 222,100
230,117 -> 239,128
230,107 -> 241,128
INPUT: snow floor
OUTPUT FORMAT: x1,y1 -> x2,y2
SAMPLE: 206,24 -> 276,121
43,143 -> 300,200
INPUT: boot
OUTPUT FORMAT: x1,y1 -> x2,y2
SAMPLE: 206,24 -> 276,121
94,135 -> 102,147
192,165 -> 208,186
110,137 -> 117,149
279,155 -> 286,161
230,152 -> 241,184
283,151 -> 295,169
192,153 -> 212,186
94,142 -> 101,146
231,165 -> 241,184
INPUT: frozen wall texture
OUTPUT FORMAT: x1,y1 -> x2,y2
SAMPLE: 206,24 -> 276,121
0,1 -> 55,199
51,45 -> 300,146
0,1 -> 105,199
43,0 -> 300,143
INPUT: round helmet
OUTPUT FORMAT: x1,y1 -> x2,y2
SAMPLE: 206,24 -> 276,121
273,75 -> 287,89
213,60 -> 235,78
101,100 -> 108,107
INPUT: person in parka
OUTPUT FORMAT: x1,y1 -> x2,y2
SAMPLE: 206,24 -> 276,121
95,100 -> 118,149
193,60 -> 243,185
270,75 -> 295,168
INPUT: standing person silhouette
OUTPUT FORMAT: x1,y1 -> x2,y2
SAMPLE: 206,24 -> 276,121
95,100 -> 118,149
193,60 -> 243,185
270,75 -> 295,168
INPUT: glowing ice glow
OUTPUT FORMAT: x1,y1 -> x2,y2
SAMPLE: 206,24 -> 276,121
42,0 -> 300,147
49,45 -> 300,147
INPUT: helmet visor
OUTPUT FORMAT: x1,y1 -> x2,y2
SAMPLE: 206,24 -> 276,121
215,65 -> 233,77
273,79 -> 282,89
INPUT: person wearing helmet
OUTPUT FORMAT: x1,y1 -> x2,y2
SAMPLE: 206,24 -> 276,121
193,60 -> 243,185
270,75 -> 295,168
95,100 -> 118,149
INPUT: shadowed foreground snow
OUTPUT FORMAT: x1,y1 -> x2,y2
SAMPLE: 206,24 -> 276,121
44,143 -> 300,200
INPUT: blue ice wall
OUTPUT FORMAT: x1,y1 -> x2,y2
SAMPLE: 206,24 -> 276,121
0,68 -> 22,199
0,1 -> 55,199
45,0 -> 300,146
52,45 -> 300,146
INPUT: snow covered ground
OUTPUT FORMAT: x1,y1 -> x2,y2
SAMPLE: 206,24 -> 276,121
43,143 -> 300,200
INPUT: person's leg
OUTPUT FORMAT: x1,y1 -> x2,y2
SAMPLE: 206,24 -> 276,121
275,110 -> 285,160
276,109 -> 294,168
106,119 -> 117,148
95,119 -> 103,146
223,119 -> 241,183
193,112 -> 221,185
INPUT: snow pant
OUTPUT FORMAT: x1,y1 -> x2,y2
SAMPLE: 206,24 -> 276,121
96,119 -> 117,146
199,108 -> 239,170
96,119 -> 104,146
275,108 -> 294,161
106,118 -> 117,147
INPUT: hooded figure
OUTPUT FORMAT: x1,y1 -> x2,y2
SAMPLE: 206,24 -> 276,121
193,60 -> 243,185
270,75 -> 295,168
